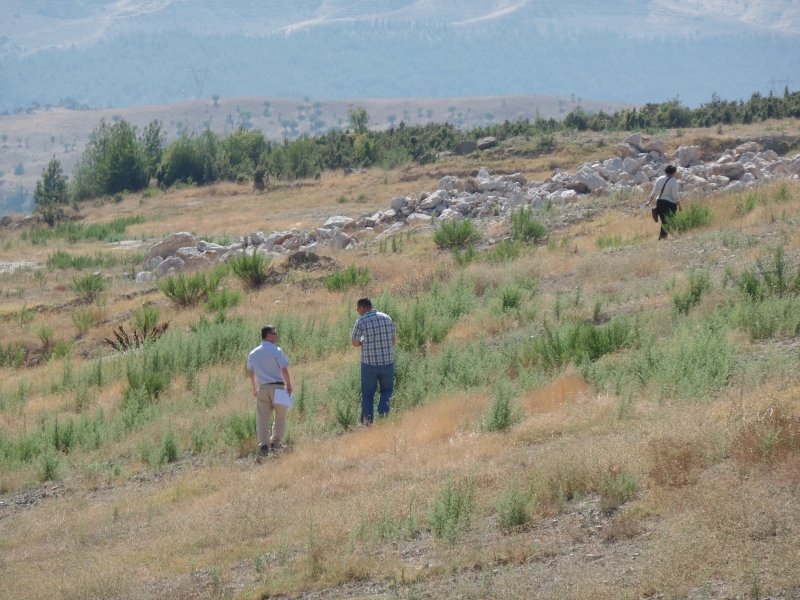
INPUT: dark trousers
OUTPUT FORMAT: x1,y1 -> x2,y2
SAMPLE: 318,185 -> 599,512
360,362 -> 394,424
656,199 -> 678,238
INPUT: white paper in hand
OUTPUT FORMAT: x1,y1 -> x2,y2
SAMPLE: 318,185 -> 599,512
274,389 -> 293,409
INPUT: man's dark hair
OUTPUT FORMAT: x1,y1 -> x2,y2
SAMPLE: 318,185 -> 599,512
261,325 -> 276,339
356,298 -> 372,310
665,165 -> 677,175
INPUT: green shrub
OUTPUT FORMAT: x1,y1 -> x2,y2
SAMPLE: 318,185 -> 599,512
133,305 -> 161,330
498,283 -> 524,312
159,270 -> 222,307
204,288 -> 243,312
335,195 -> 349,203
322,264 -> 370,291
497,485 -> 533,533
664,203 -> 712,234
599,469 -> 639,510
160,429 -> 179,464
433,219 -> 482,249
429,476 -> 475,545
223,412 -> 257,453
70,273 -> 108,300
485,239 -> 521,262
71,306 -> 95,335
37,449 -> 59,482
484,381 -> 521,432
528,317 -> 635,370
231,251 -> 270,289
510,206 -> 547,243
452,244 -> 478,266
672,269 -> 710,316
596,234 -> 623,249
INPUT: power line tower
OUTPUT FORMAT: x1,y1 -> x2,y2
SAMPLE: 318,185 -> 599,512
767,77 -> 794,94
186,69 -> 209,100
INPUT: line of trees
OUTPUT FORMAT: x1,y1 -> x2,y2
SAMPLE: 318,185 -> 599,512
30,90 -> 800,224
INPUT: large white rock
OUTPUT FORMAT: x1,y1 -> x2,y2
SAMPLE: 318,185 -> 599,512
263,232 -> 293,250
407,213 -> 434,227
644,139 -> 667,154
250,231 -> 267,245
735,141 -> 759,156
390,196 -> 409,210
375,222 -> 406,240
439,176 -> 461,191
548,189 -> 578,205
437,208 -> 464,223
632,171 -> 650,185
713,162 -> 746,180
323,216 -> 356,230
197,240 -> 226,253
622,157 -> 641,175
175,247 -> 203,261
477,137 -> 498,150
420,190 -> 446,209
477,166 -> 491,181
675,146 -> 699,168
134,271 -> 152,284
508,173 -> 527,185
145,232 -> 197,266
329,230 -> 353,249
613,143 -> 639,159
478,178 -> 503,192
624,133 -> 644,151
154,256 -> 184,277
576,169 -> 607,192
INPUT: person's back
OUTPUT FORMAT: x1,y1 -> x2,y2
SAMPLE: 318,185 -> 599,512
353,309 -> 395,366
352,298 -> 396,424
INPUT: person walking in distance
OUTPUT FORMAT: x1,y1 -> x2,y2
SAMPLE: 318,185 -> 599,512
648,164 -> 682,240
351,297 -> 396,424
247,326 -> 293,459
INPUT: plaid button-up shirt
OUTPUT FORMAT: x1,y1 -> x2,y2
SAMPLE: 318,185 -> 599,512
352,309 -> 396,365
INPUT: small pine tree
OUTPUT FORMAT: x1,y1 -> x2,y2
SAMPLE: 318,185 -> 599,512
34,157 -> 69,226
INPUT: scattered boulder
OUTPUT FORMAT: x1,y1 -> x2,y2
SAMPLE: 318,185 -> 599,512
735,141 -> 759,156
329,230 -> 353,249
323,216 -> 356,230
154,256 -> 184,277
407,213 -> 433,227
477,137 -> 498,150
674,146 -> 699,168
144,232 -> 197,266
643,139 -> 667,154
455,140 -> 478,155
390,196 -> 409,210
576,169 -> 607,192
134,271 -> 152,284
624,133 -> 644,151
438,208 -> 464,223
613,143 -> 639,159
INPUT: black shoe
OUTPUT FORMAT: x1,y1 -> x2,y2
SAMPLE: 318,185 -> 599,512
271,442 -> 286,452
257,445 -> 270,462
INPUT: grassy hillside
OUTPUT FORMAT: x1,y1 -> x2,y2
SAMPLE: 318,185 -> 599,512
1,123 -> 800,599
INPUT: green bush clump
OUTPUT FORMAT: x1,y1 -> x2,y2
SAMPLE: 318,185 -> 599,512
322,265 -> 370,291
47,250 -> 122,270
231,251 -> 270,289
159,269 -> 223,307
528,316 -> 636,370
510,206 -> 547,243
599,469 -> 639,510
672,269 -> 710,316
485,239 -> 521,262
433,219 -> 482,249
484,381 -> 522,432
496,484 -> 534,533
70,273 -> 108,300
204,288 -> 243,312
429,476 -> 475,545
664,203 -> 712,234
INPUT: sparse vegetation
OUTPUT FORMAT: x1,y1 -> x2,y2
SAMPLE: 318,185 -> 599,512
433,219 -> 482,249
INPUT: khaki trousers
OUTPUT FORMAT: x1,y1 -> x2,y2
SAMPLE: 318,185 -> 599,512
256,384 -> 288,447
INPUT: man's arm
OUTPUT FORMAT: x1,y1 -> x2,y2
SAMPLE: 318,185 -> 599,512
281,367 -> 293,395
352,339 -> 362,347
249,370 -> 258,398
392,333 -> 396,346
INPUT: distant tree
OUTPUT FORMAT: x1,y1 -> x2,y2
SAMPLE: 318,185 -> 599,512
387,114 -> 397,127
262,100 -> 271,117
427,109 -> 434,121
448,106 -> 456,118
417,107 -> 424,118
140,120 -> 166,177
212,94 -> 220,107
485,111 -> 495,121
402,109 -> 411,122
34,157 -> 69,226
313,102 -> 323,116
1,133 -> 7,146
14,163 -> 24,176
348,106 -> 370,133
303,95 -> 310,103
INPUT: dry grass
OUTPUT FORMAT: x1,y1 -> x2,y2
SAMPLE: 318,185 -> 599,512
2,129 -> 800,599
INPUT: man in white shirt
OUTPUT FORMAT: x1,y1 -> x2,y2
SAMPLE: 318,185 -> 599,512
648,165 -> 682,240
247,326 -> 293,459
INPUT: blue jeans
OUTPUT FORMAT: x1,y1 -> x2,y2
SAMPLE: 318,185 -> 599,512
360,362 -> 394,424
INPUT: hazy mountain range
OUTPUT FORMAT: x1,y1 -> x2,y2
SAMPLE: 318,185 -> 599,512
2,0 -> 799,55
1,1 -> 799,112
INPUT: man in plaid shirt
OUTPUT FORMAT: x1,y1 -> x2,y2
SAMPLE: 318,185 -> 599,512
352,297 -> 396,424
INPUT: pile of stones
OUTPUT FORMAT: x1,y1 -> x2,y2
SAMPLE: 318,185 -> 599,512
134,134 -> 800,282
